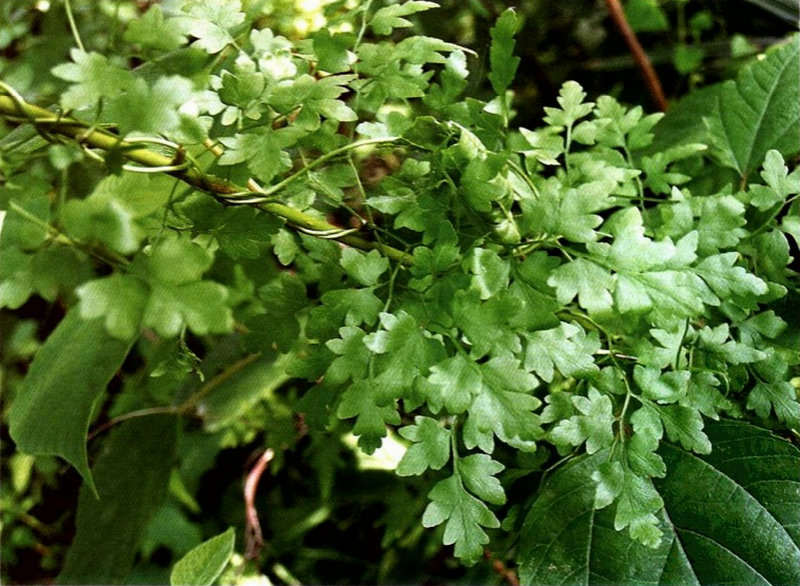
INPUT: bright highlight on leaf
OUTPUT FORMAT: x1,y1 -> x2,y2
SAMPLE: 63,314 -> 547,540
170,528 -> 236,586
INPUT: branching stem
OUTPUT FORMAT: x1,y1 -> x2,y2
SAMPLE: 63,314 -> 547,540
0,93 -> 414,265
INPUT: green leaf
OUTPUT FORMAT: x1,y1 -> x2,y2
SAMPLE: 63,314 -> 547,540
218,127 -> 300,183
170,528 -> 235,586
337,380 -> 402,454
178,0 -> 246,54
487,9 -> 521,96
8,310 -> 136,493
59,415 -> 177,584
364,311 -> 441,400
463,356 -> 542,453
469,247 -> 509,300
427,354 -> 481,414
246,273 -> 307,353
695,253 -> 768,300
518,420 -> 800,585
124,4 -> 187,51
324,326 -> 370,385
340,248 -> 390,287
107,76 -> 195,137
523,322 -> 599,383
549,388 -> 615,454
396,416 -> 451,476
313,29 -> 356,74
747,380 -> 800,429
705,36 -> 800,177
77,274 -> 148,341
370,1 -> 439,36
544,81 -> 595,128
458,454 -> 506,506
422,475 -> 500,565
62,173 -> 175,254
747,149 -> 800,210
547,257 -> 614,315
51,49 -> 135,110
655,421 -> 800,584
135,236 -> 233,338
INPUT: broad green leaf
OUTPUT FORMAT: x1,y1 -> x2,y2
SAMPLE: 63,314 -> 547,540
518,452 -> 675,585
170,528 -> 235,586
655,421 -> 800,584
705,36 -> 800,177
196,354 -> 294,432
9,310 -> 136,493
518,420 -> 800,585
59,415 -> 177,584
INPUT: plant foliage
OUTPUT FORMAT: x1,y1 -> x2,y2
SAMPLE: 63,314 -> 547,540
1,1 -> 798,584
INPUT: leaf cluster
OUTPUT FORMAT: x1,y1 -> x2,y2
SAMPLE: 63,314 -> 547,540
1,1 -> 799,583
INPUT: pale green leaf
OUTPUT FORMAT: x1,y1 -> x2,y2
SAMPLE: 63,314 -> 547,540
487,9 -> 521,96
170,528 -> 235,586
422,475 -> 500,565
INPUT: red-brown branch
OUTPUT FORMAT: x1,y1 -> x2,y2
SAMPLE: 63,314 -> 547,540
603,0 -> 669,112
244,448 -> 274,560
484,549 -> 520,586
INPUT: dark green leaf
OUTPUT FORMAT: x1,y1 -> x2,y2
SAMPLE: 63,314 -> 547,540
9,310 -> 135,492
705,36 -> 800,176
518,420 -> 800,585
59,415 -> 177,584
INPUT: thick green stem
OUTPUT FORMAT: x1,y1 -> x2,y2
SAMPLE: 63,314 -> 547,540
0,94 -> 415,266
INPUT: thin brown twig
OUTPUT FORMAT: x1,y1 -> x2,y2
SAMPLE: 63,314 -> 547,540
603,0 -> 669,112
484,549 -> 520,586
244,448 -> 274,560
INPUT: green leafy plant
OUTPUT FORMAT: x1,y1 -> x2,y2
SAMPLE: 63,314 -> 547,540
1,1 -> 798,584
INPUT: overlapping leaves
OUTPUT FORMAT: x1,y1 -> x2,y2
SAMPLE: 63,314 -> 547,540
2,0 -> 799,581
